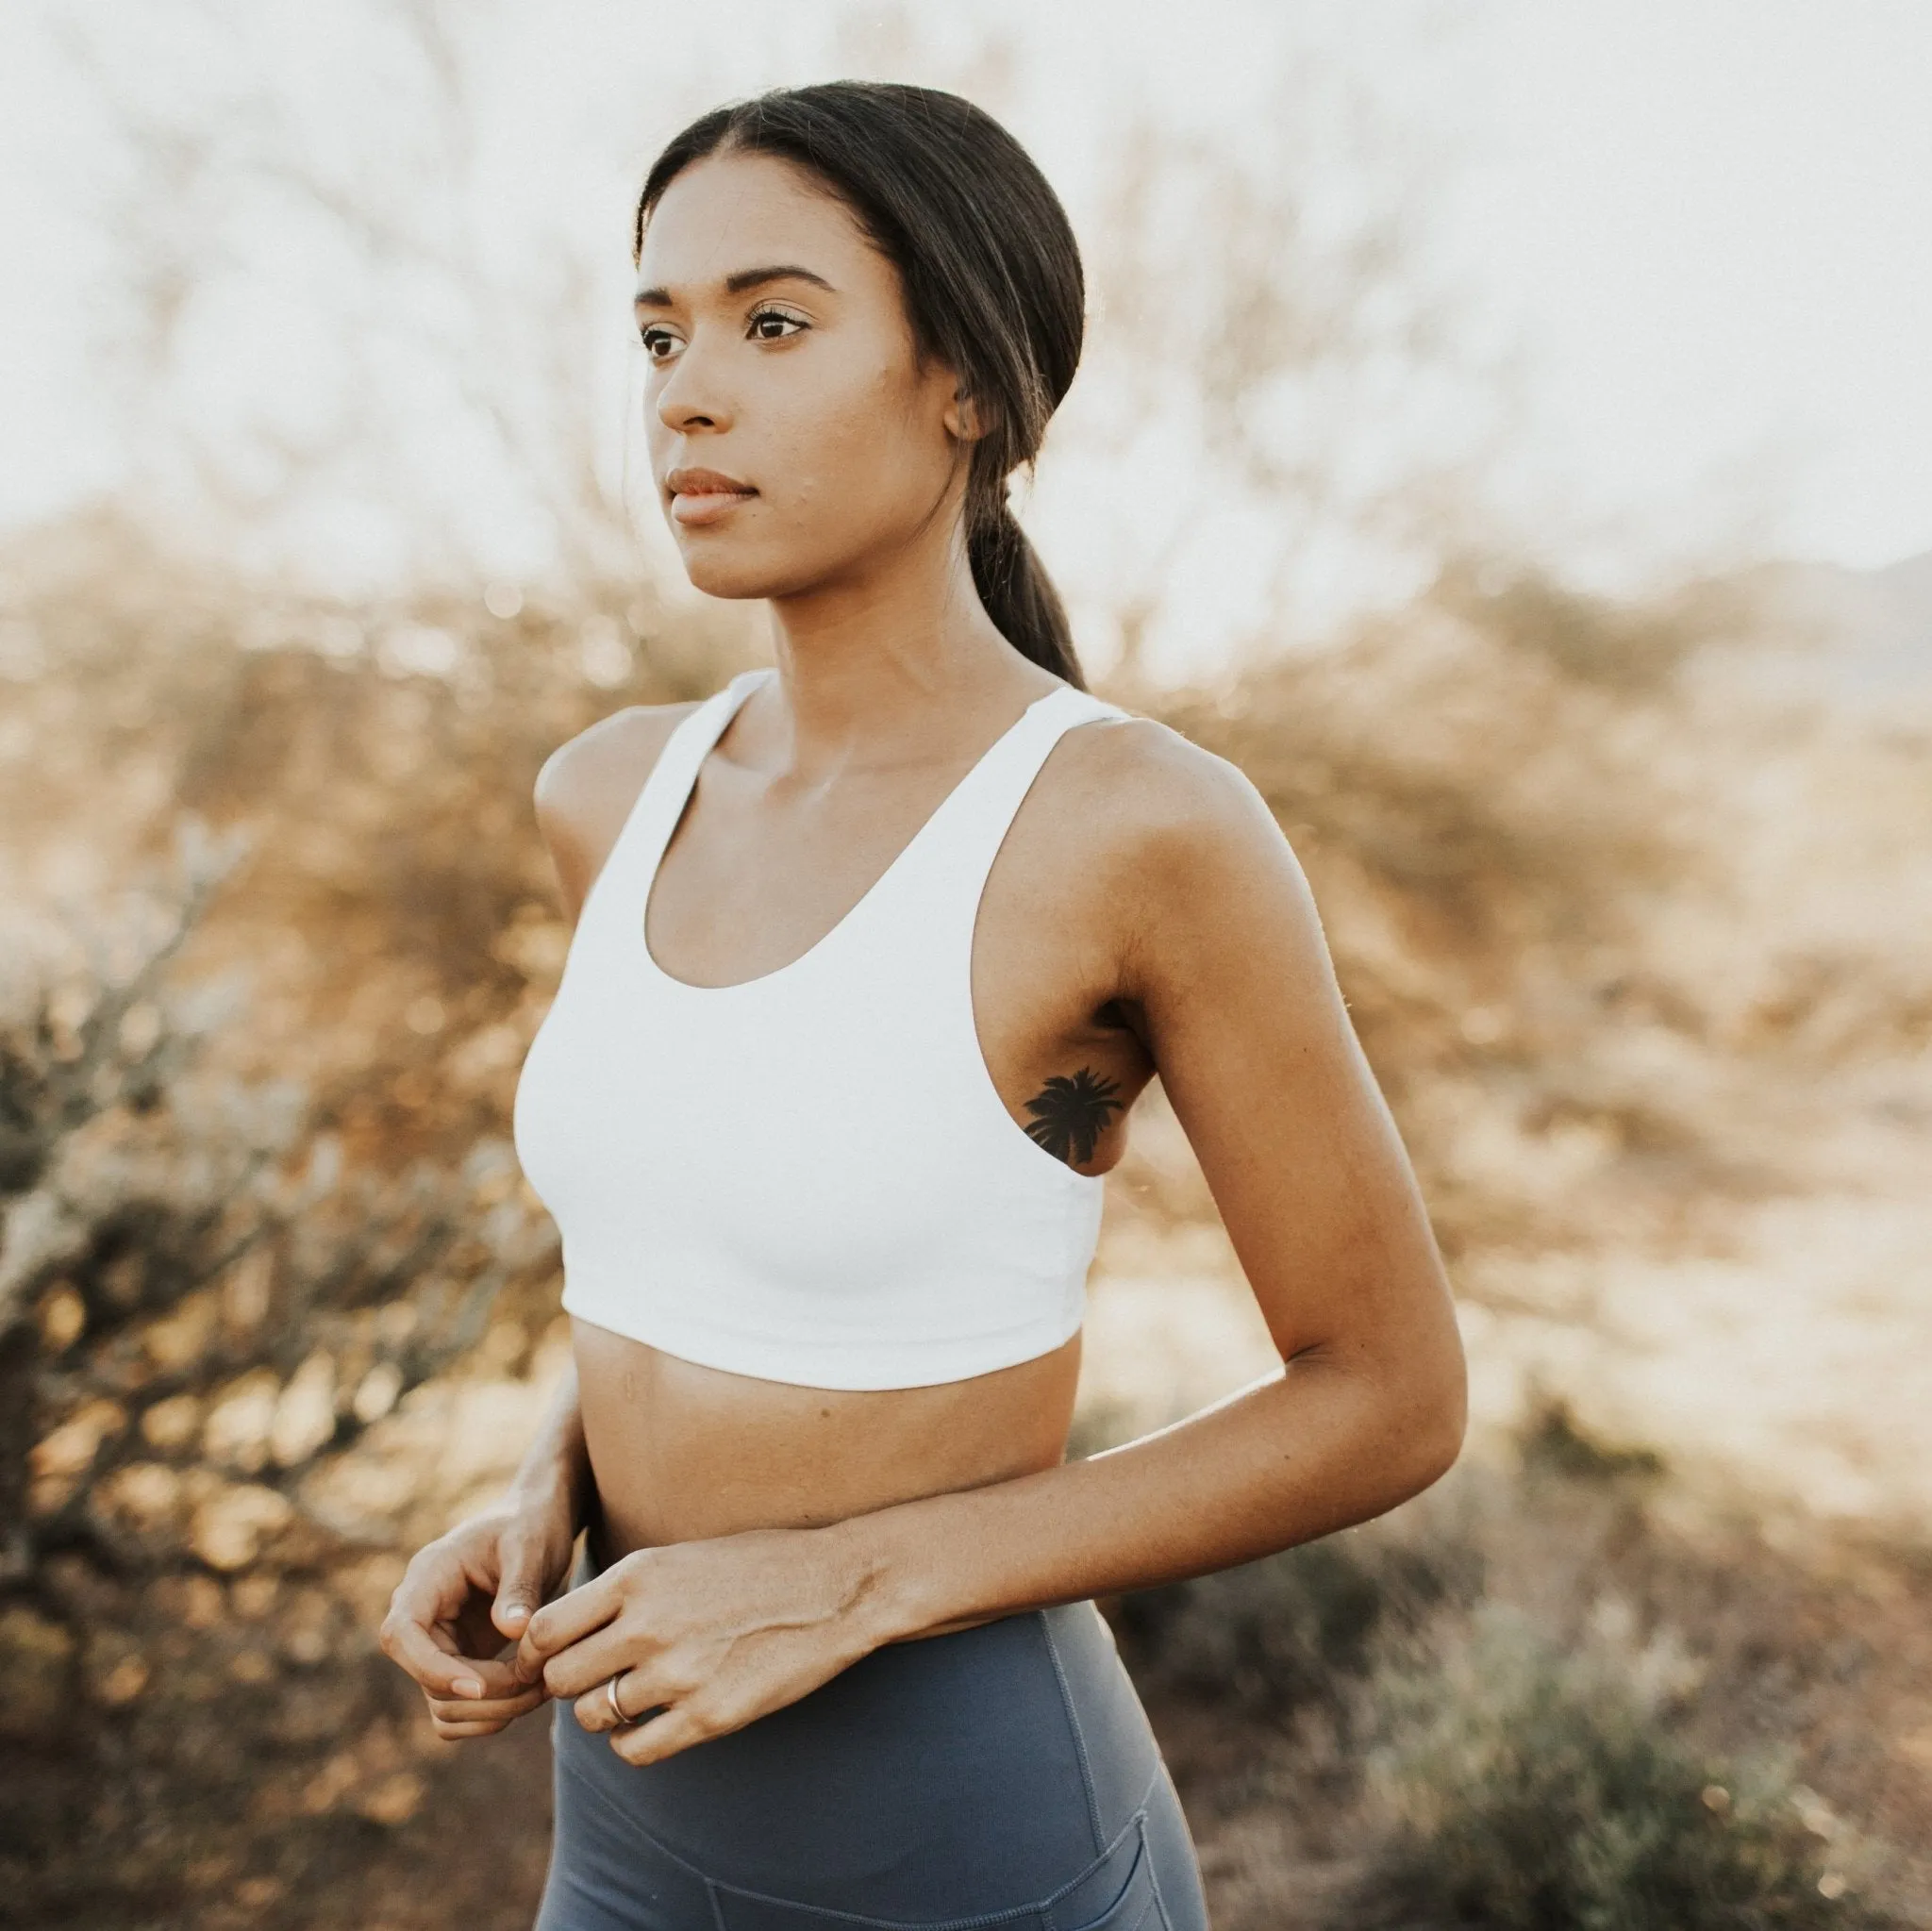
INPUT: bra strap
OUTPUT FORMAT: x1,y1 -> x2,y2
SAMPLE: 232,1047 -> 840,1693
595,669 -> 768,930
862,685 -> 1134,954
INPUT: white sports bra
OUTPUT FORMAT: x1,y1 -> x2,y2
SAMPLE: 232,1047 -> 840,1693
511,667 -> 1135,1390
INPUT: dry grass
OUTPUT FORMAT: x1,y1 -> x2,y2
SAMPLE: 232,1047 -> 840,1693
1119,1407 -> 1929,1926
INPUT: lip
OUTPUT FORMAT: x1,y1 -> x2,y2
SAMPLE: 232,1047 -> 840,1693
665,466 -> 758,528
671,491 -> 755,527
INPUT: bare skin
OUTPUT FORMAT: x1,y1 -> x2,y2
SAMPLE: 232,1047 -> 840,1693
380,147 -> 1467,1764
558,670 -> 1157,1562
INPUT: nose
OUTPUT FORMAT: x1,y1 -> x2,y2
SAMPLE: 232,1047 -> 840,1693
654,334 -> 733,437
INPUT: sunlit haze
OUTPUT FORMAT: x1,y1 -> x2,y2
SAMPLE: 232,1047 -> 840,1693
3,1 -> 1929,674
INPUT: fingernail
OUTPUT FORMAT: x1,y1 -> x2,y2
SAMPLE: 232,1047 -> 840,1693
454,1675 -> 484,1699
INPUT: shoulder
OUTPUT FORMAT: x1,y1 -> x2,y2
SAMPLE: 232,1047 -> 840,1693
1045,704 -> 1327,986
1050,706 -> 1299,886
532,696 -> 707,921
533,697 -> 705,824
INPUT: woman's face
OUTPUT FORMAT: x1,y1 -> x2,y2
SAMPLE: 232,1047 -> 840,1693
635,150 -> 973,601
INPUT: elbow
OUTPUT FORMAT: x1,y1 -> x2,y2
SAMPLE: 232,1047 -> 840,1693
1393,1272 -> 1471,1498
1401,1349 -> 1469,1498
1285,1316 -> 1470,1518
1419,1379 -> 1469,1492
1340,1324 -> 1466,1511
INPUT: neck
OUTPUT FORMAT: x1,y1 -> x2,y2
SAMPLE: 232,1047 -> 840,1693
757,521 -> 1037,773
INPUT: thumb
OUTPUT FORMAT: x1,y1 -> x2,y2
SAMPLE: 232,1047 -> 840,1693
491,1535 -> 548,1642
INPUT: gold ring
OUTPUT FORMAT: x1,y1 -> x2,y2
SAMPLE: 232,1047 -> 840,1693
605,1674 -> 626,1724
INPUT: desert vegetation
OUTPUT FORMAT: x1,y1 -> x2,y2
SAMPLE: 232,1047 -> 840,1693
5,7 -> 1931,1926
4,500 -> 1928,1927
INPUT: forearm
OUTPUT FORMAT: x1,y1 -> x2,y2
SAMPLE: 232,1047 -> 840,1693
502,1358 -> 593,1527
838,1351 -> 1465,1644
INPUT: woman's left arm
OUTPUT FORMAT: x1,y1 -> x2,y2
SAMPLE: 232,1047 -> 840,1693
848,734 -> 1468,1634
520,733 -> 1466,1759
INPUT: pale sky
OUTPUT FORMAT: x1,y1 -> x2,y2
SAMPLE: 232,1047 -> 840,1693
3,1 -> 1928,664
1429,2 -> 1932,576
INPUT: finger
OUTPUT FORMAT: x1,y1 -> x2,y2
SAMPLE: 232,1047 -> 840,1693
425,1635 -> 531,1703
426,1684 -> 548,1726
541,1623 -> 656,1704
492,1528 -> 562,1644
572,1673 -> 669,1736
383,1611 -> 496,1700
608,1700 -> 716,1768
430,1714 -> 517,1741
517,1566 -> 625,1673
383,1555 -> 501,1697
387,1550 -> 477,1628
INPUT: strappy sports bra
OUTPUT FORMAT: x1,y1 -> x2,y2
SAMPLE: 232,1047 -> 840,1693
510,667 -> 1135,1390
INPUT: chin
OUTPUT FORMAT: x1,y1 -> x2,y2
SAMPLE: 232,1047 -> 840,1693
676,541 -> 840,605
674,547 -> 780,601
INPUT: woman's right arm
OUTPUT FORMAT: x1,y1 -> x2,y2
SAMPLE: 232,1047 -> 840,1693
379,703 -> 695,1736
378,1363 -> 592,1738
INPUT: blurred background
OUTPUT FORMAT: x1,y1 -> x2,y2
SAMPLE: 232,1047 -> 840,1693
2,3 -> 1928,1925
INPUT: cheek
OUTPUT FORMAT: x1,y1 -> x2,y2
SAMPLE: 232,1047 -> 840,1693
763,359 -> 949,532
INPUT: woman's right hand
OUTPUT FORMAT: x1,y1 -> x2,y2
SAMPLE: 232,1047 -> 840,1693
379,1496 -> 580,1740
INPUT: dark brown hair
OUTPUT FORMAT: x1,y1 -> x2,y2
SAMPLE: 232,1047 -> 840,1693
635,81 -> 1089,688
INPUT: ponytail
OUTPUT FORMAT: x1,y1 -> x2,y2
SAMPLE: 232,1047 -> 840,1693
967,500 -> 1084,690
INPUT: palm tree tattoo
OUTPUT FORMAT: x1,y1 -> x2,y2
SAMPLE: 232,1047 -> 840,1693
1023,1067 -> 1124,1166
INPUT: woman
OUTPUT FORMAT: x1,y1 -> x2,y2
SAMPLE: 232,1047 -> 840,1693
380,81 -> 1466,1930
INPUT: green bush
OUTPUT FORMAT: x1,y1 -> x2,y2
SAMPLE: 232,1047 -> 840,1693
1115,1525 -> 1481,1718
1346,1605 -> 1886,1930
0,874 -> 558,1926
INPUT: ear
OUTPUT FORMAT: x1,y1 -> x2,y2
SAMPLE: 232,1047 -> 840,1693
943,385 -> 991,443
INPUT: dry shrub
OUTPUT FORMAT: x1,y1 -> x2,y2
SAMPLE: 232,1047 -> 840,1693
1138,554 -> 1930,1270
0,508 -> 766,1925
0,508 -> 753,1170
0,867 -> 558,1925
1112,1405 -> 1924,1928
1109,1520 -> 1480,1723
1353,1605 -> 1881,1930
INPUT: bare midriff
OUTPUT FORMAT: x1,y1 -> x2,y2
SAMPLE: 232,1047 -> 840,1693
572,1316 -> 1083,1559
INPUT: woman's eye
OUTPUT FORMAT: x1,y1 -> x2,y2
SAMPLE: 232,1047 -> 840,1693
637,312 -> 803,359
748,308 -> 807,341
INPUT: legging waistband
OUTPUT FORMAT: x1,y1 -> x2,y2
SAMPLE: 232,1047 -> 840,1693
535,1544 -> 1208,1929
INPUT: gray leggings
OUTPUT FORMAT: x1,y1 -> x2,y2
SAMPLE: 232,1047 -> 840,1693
532,1560 -> 1209,1929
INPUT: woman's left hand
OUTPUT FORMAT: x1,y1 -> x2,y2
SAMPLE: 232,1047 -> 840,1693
513,1523 -> 887,1765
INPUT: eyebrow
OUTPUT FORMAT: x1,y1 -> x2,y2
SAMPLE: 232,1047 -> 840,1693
633,264 -> 838,308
